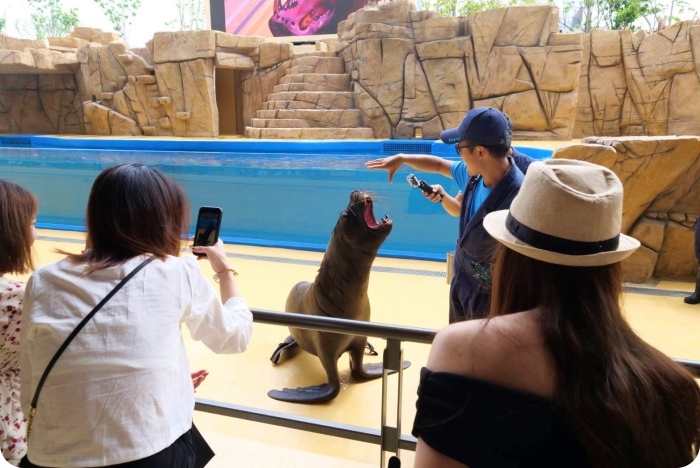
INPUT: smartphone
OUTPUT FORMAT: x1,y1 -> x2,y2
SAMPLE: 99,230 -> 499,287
193,206 -> 223,257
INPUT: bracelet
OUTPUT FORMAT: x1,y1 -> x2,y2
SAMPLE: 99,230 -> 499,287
213,268 -> 238,283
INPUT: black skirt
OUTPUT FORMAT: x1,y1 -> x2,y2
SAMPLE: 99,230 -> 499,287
20,424 -> 214,468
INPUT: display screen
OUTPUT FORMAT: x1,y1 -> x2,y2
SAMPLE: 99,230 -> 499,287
195,209 -> 222,247
224,0 -> 373,37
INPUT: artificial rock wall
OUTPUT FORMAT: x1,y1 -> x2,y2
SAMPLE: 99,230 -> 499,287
554,136 -> 700,283
337,2 -> 582,140
574,23 -> 700,138
335,1 -> 700,140
2,1 -> 700,139
81,31 -> 274,137
0,32 -> 88,135
0,27 -> 293,137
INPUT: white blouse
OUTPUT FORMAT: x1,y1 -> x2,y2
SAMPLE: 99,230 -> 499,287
20,254 -> 253,467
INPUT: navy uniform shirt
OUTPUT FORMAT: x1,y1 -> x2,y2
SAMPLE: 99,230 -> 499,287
448,150 -> 536,322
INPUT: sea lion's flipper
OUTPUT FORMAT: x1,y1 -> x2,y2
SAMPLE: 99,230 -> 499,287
354,360 -> 412,379
350,338 -> 411,379
268,351 -> 341,403
365,341 -> 378,356
267,383 -> 337,403
270,335 -> 297,364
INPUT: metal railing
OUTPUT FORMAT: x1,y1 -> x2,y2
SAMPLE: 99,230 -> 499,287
194,308 -> 700,467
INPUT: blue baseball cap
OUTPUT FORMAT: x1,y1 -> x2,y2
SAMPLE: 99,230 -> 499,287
440,107 -> 511,146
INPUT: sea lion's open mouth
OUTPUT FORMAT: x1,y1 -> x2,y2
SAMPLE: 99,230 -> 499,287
363,199 -> 391,230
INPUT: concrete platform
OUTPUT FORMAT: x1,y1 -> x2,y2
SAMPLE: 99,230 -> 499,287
9,228 -> 700,467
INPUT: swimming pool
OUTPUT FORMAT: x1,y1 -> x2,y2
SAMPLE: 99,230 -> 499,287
0,136 -> 552,261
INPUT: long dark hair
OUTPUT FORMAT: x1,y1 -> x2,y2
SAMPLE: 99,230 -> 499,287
0,180 -> 37,275
490,245 -> 700,467
66,163 -> 189,272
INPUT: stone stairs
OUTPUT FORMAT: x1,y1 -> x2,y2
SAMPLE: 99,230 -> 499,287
245,52 -> 374,139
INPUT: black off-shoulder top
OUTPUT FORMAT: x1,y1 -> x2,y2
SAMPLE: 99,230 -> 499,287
412,367 -> 590,467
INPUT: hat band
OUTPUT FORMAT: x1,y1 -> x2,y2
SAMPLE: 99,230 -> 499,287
505,213 -> 620,256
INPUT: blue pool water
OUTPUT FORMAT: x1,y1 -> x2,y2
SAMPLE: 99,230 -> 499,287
0,138 -> 552,261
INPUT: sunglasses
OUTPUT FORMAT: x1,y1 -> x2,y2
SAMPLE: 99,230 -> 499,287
455,143 -> 477,155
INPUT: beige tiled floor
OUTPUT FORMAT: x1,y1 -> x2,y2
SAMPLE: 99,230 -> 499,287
11,229 -> 700,468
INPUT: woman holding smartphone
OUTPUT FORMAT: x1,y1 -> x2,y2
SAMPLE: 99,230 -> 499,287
20,163 -> 252,467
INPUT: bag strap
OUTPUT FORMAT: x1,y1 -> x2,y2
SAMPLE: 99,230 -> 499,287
26,257 -> 155,437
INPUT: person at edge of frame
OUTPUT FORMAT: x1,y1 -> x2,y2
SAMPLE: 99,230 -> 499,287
365,107 -> 536,323
0,179 -> 38,466
685,216 -> 700,304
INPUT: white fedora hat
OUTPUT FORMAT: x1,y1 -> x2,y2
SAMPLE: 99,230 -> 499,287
483,159 -> 640,267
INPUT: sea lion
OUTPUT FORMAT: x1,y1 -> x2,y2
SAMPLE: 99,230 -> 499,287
268,190 -> 409,403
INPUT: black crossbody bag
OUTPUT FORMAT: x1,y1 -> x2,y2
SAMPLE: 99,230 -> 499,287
21,258 -> 214,468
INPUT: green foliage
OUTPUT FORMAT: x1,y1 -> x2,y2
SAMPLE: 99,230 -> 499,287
423,0 -> 696,32
27,0 -> 79,40
562,0 -> 696,32
166,0 -> 205,31
659,0 -> 697,25
0,17 -> 5,33
93,0 -> 142,40
610,0 -> 659,30
587,0 -> 659,30
423,0 -> 548,17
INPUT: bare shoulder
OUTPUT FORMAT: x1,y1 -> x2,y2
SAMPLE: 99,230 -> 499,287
426,311 -> 554,396
426,317 -> 494,374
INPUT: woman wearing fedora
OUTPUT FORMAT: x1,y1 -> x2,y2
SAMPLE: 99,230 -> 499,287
412,159 -> 700,467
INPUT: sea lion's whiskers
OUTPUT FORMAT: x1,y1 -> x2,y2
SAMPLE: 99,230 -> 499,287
361,191 -> 400,217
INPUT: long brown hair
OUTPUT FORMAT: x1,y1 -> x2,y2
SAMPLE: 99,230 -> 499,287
490,245 -> 700,467
65,163 -> 189,272
0,179 -> 37,275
